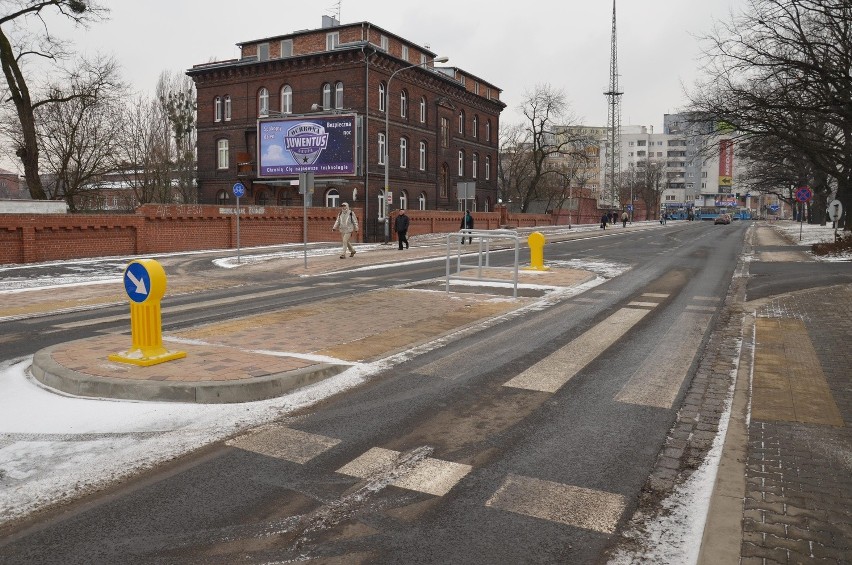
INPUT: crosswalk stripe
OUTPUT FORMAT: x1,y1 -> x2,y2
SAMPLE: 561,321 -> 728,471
226,426 -> 340,463
337,447 -> 472,496
485,473 -> 626,533
686,305 -> 717,312
642,293 -> 670,298
692,296 -> 720,302
628,301 -> 659,308
503,307 -> 649,393
615,312 -> 712,408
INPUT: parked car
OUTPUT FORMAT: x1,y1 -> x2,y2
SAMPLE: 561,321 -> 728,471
714,213 -> 731,225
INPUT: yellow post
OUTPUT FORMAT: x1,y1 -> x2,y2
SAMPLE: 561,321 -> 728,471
523,231 -> 550,271
109,259 -> 186,366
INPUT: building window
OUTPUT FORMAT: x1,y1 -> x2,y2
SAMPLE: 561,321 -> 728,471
399,190 -> 408,210
326,32 -> 340,50
380,35 -> 388,51
474,83 -> 480,95
281,85 -> 292,114
224,95 -> 231,121
400,90 -> 407,118
458,111 -> 465,134
419,141 -> 426,170
216,190 -> 228,205
322,83 -> 331,110
401,45 -> 409,61
472,153 -> 478,179
486,120 -> 491,141
378,190 -> 388,219
258,88 -> 269,117
419,96 -> 426,123
326,189 -> 340,208
258,43 -> 269,61
217,139 -> 229,170
472,115 -> 478,138
280,39 -> 293,58
485,156 -> 491,180
421,53 -> 427,65
378,132 -> 386,165
335,82 -> 343,109
441,118 -> 449,148
400,137 -> 408,168
257,190 -> 268,205
379,82 -> 386,112
419,192 -> 426,210
214,96 -> 222,122
458,150 -> 464,176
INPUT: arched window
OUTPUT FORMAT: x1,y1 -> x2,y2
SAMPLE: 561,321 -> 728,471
322,83 -> 332,110
485,155 -> 491,180
224,95 -> 231,121
258,88 -> 269,117
419,141 -> 427,171
419,96 -> 426,123
472,153 -> 479,179
400,137 -> 408,168
335,81 -> 344,109
214,97 -> 222,122
400,90 -> 407,118
378,132 -> 386,165
326,188 -> 340,208
379,82 -> 386,112
378,190 -> 388,219
472,115 -> 478,138
486,120 -> 492,141
458,150 -> 465,176
399,190 -> 408,211
458,111 -> 465,134
280,85 -> 292,114
216,189 -> 228,205
256,190 -> 268,206
418,192 -> 427,210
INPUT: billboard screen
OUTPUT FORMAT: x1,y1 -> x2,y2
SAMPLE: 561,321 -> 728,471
258,115 -> 356,178
718,139 -> 734,187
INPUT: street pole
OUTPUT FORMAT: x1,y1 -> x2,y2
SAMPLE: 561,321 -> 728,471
384,56 -> 448,245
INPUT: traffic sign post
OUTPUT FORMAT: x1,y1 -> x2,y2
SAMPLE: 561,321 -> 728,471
828,199 -> 843,241
108,259 -> 186,367
233,182 -> 246,263
795,186 -> 813,241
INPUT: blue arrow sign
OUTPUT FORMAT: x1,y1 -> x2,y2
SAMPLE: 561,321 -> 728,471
233,182 -> 246,198
123,262 -> 151,303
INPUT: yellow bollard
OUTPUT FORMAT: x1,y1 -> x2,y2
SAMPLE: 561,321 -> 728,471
523,231 -> 550,271
109,259 -> 186,367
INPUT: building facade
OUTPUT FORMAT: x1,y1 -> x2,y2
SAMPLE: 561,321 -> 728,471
188,17 -> 504,240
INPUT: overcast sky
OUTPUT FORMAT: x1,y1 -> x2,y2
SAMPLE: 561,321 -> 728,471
48,0 -> 744,124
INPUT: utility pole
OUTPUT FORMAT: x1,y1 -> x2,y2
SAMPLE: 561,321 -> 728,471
604,0 -> 623,211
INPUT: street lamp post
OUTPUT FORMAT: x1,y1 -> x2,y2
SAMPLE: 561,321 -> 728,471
383,56 -> 448,243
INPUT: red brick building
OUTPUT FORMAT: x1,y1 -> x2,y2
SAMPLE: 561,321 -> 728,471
187,17 -> 504,240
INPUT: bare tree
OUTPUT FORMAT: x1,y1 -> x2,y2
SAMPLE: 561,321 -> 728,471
688,0 -> 852,229
35,56 -> 124,211
114,94 -> 173,205
157,70 -> 197,203
0,0 -> 108,199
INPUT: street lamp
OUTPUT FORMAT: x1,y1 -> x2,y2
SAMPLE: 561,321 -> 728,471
382,56 -> 449,242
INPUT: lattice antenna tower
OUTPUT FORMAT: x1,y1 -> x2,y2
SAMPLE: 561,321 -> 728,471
327,0 -> 341,22
603,0 -> 623,207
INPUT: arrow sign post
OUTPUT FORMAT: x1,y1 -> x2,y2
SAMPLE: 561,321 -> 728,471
233,182 -> 246,264
109,259 -> 186,367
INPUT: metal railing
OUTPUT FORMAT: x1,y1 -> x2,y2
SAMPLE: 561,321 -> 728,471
445,229 -> 520,298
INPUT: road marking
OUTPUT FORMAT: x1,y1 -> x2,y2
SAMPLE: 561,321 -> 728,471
615,312 -> 712,408
337,447 -> 472,496
642,293 -> 670,298
752,318 -> 843,426
226,426 -> 340,463
693,296 -> 720,302
503,307 -> 649,393
485,473 -> 625,533
628,301 -> 659,308
686,305 -> 717,312
52,286 -> 309,329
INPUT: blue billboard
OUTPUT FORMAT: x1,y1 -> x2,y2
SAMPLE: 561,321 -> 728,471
257,114 -> 356,178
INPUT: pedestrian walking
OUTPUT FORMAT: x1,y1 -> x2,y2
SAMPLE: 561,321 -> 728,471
332,202 -> 359,258
460,210 -> 474,244
600,213 -> 609,230
621,211 -> 628,227
395,209 -> 410,250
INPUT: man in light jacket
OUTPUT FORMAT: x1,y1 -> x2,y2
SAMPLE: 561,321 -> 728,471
332,202 -> 359,258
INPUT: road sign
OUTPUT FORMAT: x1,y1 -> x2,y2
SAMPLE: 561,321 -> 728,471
123,260 -> 162,304
626,204 -> 633,212
795,186 -> 813,203
769,204 -> 780,212
386,191 -> 393,205
828,199 -> 843,221
232,182 -> 246,198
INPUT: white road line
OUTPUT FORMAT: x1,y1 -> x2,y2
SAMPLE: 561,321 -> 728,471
485,473 -> 626,533
503,307 -> 649,393
337,447 -> 472,496
642,293 -> 670,298
686,305 -> 717,312
628,301 -> 659,308
52,286 -> 309,329
226,426 -> 341,463
615,312 -> 712,408
692,296 -> 720,302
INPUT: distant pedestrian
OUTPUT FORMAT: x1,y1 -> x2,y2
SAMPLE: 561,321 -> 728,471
460,210 -> 474,244
621,211 -> 628,227
611,211 -> 618,225
600,213 -> 609,229
332,202 -> 359,258
395,209 -> 410,250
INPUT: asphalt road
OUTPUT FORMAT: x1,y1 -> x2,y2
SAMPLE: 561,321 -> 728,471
1,222 -> 751,563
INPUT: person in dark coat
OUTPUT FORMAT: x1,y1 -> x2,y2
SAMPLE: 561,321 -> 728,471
600,213 -> 609,229
394,209 -> 410,250
460,210 -> 474,244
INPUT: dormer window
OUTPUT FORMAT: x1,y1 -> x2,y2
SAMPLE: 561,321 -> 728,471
258,43 -> 269,61
280,39 -> 293,58
401,45 -> 409,62
380,35 -> 389,51
326,32 -> 340,50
